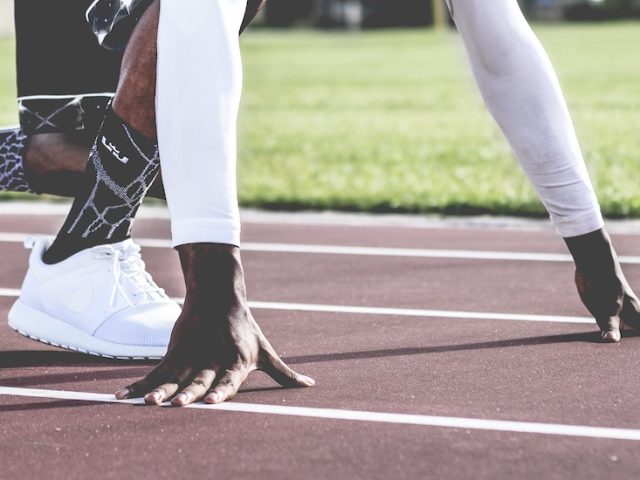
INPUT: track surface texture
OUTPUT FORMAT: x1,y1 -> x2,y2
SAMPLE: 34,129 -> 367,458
2,206 -> 640,479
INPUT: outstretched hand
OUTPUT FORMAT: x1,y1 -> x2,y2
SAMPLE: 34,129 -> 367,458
115,244 -> 314,406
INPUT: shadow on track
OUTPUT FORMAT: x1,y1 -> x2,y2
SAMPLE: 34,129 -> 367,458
0,350 -> 156,368
0,399 -> 105,413
0,366 -> 153,388
4,330 -> 640,391
0,350 -> 156,388
284,330 -> 640,365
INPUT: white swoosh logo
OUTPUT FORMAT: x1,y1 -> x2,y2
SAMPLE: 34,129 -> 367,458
43,278 -> 95,313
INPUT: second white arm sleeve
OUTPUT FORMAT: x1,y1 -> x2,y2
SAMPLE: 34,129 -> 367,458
448,0 -> 604,237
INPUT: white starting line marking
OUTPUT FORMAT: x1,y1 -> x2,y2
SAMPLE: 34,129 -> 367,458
0,288 -> 594,325
1,386 -> 639,442
1,232 -> 640,265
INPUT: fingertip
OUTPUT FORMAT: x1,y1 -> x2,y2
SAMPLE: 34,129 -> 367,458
115,389 -> 130,400
298,375 -> 315,387
171,393 -> 190,407
144,392 -> 162,405
204,392 -> 222,404
602,329 -> 621,343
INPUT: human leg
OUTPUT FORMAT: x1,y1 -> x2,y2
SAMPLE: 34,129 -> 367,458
0,129 -> 167,198
7,0 -> 180,358
8,0 -> 271,360
6,0 -> 120,196
0,0 -> 167,199
3,0 -> 265,199
42,0 -> 162,263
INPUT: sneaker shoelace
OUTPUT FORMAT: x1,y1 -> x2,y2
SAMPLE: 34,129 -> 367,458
92,243 -> 167,308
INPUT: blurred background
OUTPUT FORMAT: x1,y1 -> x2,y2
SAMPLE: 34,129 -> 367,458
256,0 -> 640,28
0,0 -> 639,218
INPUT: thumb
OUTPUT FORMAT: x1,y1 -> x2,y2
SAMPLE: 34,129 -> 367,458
260,344 -> 315,388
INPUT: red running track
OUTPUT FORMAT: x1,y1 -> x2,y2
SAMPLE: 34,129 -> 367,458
2,210 -> 640,479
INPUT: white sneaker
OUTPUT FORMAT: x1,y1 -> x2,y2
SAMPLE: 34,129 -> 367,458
8,237 -> 181,359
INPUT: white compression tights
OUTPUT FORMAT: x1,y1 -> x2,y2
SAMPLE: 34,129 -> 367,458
447,0 -> 604,237
156,0 -> 247,248
156,0 -> 604,247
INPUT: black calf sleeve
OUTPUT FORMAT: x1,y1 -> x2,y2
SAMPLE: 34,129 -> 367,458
44,106 -> 159,264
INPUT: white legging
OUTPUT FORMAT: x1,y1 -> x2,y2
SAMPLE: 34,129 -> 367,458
156,0 -> 604,248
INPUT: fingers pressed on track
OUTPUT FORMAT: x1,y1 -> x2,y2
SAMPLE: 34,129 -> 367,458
144,367 -> 194,405
204,369 -> 249,404
599,316 -> 622,343
115,362 -> 172,400
172,369 -> 219,406
144,382 -> 181,405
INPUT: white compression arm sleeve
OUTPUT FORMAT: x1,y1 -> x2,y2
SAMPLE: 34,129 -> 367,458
447,0 -> 604,237
156,0 -> 247,248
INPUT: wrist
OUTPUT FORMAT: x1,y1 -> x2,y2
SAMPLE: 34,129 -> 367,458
177,243 -> 248,314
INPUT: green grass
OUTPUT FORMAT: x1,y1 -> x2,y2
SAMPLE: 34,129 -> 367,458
2,23 -> 640,216
0,37 -> 17,126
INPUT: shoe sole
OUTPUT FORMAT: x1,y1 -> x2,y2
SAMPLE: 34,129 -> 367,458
8,300 -> 166,360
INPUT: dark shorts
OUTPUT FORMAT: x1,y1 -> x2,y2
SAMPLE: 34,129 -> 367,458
15,0 -> 260,135
14,0 -> 130,134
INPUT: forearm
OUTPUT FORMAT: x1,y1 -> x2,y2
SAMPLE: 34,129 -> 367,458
156,0 -> 247,248
449,0 -> 603,237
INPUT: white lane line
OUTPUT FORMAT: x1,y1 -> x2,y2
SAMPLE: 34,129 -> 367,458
247,243 -> 577,263
0,288 -> 594,324
249,301 -> 594,325
0,232 -> 639,264
1,386 -> 639,441
0,233 -> 31,243
0,288 -> 20,297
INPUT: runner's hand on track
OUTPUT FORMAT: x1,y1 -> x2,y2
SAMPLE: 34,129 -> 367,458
115,244 -> 314,406
566,229 -> 640,343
